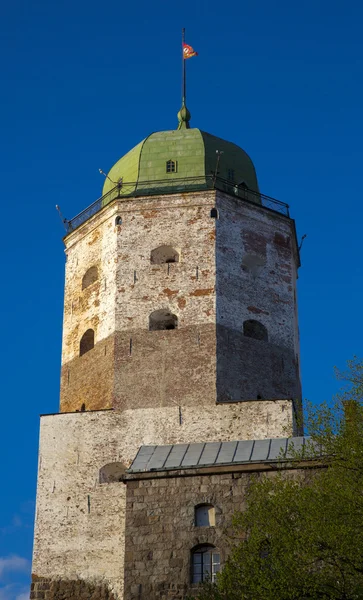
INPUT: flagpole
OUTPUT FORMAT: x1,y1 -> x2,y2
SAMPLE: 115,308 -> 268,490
177,27 -> 191,129
182,28 -> 186,107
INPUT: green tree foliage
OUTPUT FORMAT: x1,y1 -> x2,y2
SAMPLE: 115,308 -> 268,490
194,358 -> 363,600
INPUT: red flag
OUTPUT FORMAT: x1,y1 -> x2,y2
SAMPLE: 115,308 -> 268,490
183,43 -> 198,59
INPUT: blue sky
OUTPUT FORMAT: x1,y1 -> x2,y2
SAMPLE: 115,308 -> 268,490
1,0 -> 363,597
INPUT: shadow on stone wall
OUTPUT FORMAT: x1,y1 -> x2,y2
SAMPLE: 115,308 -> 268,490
216,324 -> 300,402
215,199 -> 301,404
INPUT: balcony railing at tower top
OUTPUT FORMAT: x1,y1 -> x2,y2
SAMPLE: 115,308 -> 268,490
64,175 -> 290,234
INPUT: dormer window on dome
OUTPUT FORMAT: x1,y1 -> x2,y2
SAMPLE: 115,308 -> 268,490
166,160 -> 177,173
227,168 -> 235,182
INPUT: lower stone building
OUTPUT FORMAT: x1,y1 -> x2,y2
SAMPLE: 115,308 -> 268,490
121,438 -> 311,600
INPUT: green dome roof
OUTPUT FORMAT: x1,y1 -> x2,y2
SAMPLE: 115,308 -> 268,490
102,128 -> 259,202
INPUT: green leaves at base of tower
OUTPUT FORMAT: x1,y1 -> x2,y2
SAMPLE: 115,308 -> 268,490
192,357 -> 363,600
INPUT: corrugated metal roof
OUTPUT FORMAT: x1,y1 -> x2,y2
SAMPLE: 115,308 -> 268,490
127,436 -> 312,473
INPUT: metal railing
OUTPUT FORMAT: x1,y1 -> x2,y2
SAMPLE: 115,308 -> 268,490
65,175 -> 290,234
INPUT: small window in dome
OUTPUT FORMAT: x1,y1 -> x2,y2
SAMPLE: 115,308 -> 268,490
227,169 -> 235,182
166,160 -> 177,173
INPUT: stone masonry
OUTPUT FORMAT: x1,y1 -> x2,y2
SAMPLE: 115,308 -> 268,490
32,403 -> 294,599
33,176 -> 302,597
122,463 -> 312,600
60,189 -> 300,413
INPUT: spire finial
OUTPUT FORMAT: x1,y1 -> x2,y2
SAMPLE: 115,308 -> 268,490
177,28 -> 197,130
177,101 -> 191,130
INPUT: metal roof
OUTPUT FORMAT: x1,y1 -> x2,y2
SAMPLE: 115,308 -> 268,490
127,437 -> 312,473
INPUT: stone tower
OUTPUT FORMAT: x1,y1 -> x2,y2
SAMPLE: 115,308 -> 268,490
31,109 -> 301,599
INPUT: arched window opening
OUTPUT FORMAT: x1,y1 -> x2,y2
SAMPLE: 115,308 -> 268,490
195,504 -> 215,527
150,245 -> 179,265
80,329 -> 95,356
82,266 -> 98,290
191,545 -> 220,584
234,181 -> 249,199
99,462 -> 126,484
115,216 -> 122,226
210,208 -> 219,219
149,309 -> 178,331
243,320 -> 268,342
166,160 -> 177,173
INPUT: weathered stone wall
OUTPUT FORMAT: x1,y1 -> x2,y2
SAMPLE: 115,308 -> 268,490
113,325 -> 216,410
32,404 -> 294,599
215,192 -> 301,402
123,466 -> 309,600
43,187 -> 302,598
60,192 -> 218,413
61,335 -> 116,412
60,190 -> 301,413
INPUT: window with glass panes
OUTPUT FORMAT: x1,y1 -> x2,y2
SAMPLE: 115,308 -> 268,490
192,546 -> 220,583
166,160 -> 177,173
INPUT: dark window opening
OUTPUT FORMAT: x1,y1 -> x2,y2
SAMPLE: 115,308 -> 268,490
210,208 -> 219,219
237,181 -> 249,198
260,539 -> 271,560
80,329 -> 95,356
195,505 -> 215,527
191,545 -> 220,584
150,245 -> 179,265
166,160 -> 177,173
82,266 -> 98,290
115,216 -> 122,226
243,320 -> 268,342
149,309 -> 178,331
227,168 -> 235,182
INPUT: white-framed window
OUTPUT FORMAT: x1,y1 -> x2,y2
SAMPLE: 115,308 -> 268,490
166,160 -> 177,173
192,545 -> 220,584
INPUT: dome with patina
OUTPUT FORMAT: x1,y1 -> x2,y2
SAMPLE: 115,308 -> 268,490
102,115 -> 259,203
